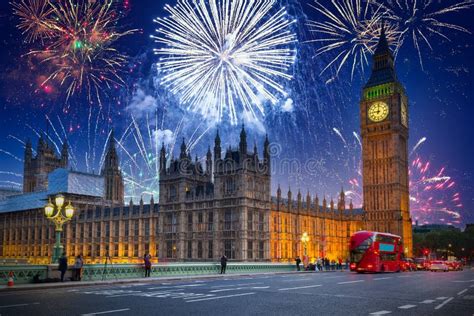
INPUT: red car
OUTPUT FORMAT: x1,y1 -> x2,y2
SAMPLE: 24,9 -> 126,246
400,258 -> 417,271
446,261 -> 463,271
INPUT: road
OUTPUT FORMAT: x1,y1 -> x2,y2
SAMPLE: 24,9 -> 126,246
0,269 -> 473,316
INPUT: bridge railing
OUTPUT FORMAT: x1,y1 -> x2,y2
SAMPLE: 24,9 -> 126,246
0,263 -> 295,284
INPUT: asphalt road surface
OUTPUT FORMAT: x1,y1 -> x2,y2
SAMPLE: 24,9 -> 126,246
0,269 -> 473,316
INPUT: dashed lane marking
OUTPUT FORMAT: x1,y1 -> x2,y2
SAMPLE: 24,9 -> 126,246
458,289 -> 468,296
373,277 -> 392,281
420,300 -> 436,304
369,310 -> 391,315
81,308 -> 130,316
0,302 -> 40,309
398,305 -> 416,309
338,280 -> 364,285
186,292 -> 255,303
436,297 -> 448,300
434,297 -> 454,310
278,284 -> 322,291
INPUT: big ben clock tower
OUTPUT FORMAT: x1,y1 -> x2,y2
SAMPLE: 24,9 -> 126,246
360,24 -> 413,256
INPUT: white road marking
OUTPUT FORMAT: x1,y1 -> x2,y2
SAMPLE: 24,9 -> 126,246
369,310 -> 391,315
420,299 -> 436,304
397,275 -> 410,278
452,279 -> 474,283
81,308 -> 130,316
434,297 -> 454,310
458,289 -> 468,296
373,277 -> 392,281
338,280 -> 364,285
186,292 -> 255,303
436,297 -> 448,300
278,284 -> 322,291
398,305 -> 416,309
236,282 -> 263,286
210,287 -> 247,293
252,286 -> 270,289
0,302 -> 39,309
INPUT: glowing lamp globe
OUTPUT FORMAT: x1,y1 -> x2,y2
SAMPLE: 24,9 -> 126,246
55,195 -> 65,208
65,203 -> 74,219
44,202 -> 54,217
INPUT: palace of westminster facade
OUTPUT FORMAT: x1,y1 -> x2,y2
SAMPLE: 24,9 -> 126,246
0,28 -> 412,264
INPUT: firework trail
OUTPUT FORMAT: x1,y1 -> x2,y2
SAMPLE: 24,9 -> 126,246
12,0 -> 137,105
410,136 -> 427,156
151,0 -> 297,125
379,0 -> 474,70
333,127 -> 348,147
307,0 -> 398,83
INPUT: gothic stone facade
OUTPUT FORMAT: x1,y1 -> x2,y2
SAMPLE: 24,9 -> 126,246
0,128 -> 362,264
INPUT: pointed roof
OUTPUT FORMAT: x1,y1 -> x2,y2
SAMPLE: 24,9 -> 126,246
364,20 -> 398,88
374,20 -> 389,55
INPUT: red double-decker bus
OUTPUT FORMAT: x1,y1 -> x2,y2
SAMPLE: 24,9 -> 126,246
349,231 -> 403,273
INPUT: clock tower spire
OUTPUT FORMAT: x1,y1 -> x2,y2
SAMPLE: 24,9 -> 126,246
360,21 -> 412,256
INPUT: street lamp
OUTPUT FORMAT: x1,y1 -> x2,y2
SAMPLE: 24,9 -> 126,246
44,194 -> 75,263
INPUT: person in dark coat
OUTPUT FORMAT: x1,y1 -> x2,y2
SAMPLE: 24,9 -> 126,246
58,252 -> 68,282
144,253 -> 152,277
295,256 -> 301,271
220,255 -> 228,274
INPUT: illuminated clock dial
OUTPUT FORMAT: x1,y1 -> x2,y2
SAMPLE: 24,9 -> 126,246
401,102 -> 408,127
368,101 -> 389,122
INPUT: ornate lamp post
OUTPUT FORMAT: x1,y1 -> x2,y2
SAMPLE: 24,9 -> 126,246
301,232 -> 309,266
44,194 -> 75,263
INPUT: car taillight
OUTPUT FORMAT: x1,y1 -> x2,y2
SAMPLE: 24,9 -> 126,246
350,263 -> 356,268
367,264 -> 373,268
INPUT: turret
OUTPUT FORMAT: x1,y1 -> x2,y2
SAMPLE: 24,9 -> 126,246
61,139 -> 68,168
160,142 -> 166,174
297,190 -> 302,210
306,191 -> 311,211
288,187 -> 292,210
239,124 -> 247,156
102,129 -> 124,204
214,130 -> 221,160
180,138 -> 187,160
263,134 -> 270,173
206,146 -> 212,175
24,139 -> 32,162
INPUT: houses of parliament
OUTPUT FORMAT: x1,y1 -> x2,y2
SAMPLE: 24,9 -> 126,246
0,27 -> 412,264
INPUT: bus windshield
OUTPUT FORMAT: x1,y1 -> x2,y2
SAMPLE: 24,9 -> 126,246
350,236 -> 373,264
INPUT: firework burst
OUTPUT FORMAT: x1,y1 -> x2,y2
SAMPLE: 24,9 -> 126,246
12,0 -> 137,105
409,157 -> 462,225
151,0 -> 297,125
307,0 -> 398,83
378,0 -> 474,70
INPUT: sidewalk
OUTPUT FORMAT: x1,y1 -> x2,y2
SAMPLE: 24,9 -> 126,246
0,269 -> 345,292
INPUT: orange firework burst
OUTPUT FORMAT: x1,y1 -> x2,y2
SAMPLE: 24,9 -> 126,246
12,0 -> 137,105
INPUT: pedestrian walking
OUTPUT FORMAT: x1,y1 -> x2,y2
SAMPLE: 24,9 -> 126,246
220,255 -> 228,274
144,253 -> 152,277
338,257 -> 343,270
295,256 -> 301,271
74,255 -> 83,281
58,252 -> 68,282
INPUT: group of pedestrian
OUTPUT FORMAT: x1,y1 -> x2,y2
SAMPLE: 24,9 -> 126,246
57,253 -> 84,282
296,256 -> 351,272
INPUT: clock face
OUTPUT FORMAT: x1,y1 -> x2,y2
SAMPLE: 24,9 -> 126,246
401,102 -> 408,127
368,101 -> 389,122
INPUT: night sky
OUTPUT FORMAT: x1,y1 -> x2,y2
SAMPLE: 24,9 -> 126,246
0,0 -> 473,227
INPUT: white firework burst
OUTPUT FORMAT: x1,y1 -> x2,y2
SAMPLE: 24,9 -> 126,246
307,0 -> 397,83
379,0 -> 474,70
151,0 -> 297,125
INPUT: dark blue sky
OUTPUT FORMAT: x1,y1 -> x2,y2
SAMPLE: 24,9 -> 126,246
0,0 -> 473,226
